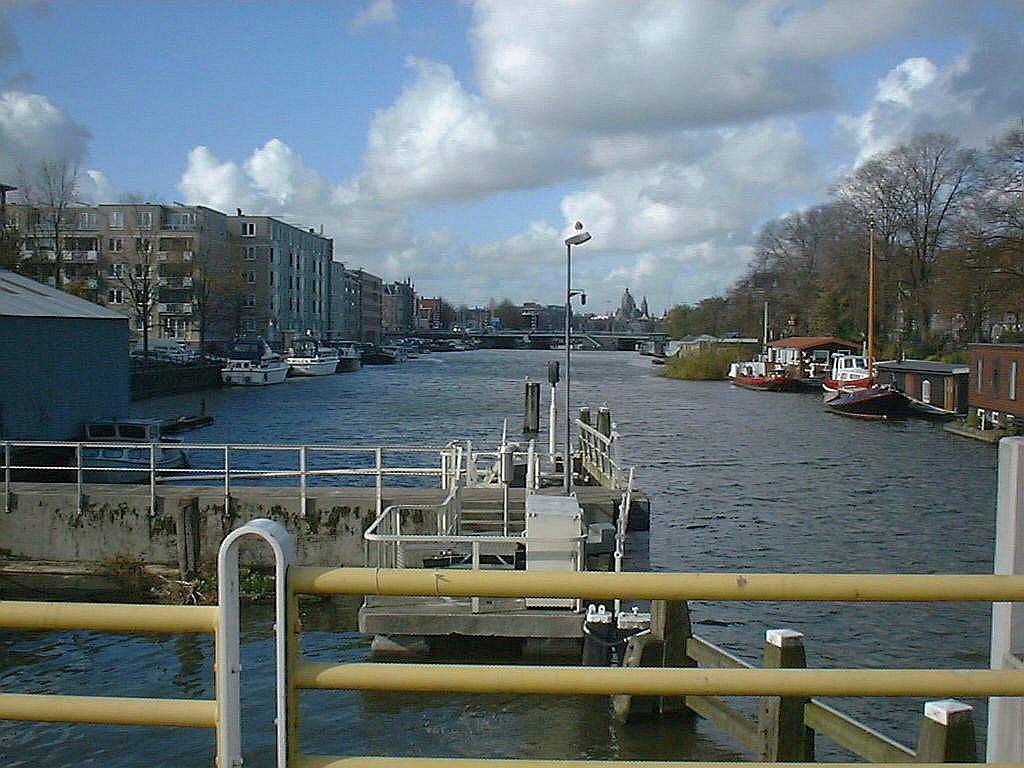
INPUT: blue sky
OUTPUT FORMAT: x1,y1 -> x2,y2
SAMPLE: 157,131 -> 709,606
2,1 -> 1022,312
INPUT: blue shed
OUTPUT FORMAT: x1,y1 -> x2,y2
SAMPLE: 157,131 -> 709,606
0,268 -> 130,440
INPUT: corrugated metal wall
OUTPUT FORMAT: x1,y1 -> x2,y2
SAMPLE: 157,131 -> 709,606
0,316 -> 130,440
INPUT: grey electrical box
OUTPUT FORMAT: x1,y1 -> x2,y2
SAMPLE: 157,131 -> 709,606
525,494 -> 583,608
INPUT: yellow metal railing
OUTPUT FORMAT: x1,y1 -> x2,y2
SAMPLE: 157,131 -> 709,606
286,567 -> 1024,767
0,600 -> 220,754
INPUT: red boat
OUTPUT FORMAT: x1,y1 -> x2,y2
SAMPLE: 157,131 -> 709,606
822,353 -> 873,393
824,385 -> 911,419
728,360 -> 795,391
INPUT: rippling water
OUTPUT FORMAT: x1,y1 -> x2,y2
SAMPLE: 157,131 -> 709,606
0,350 -> 999,765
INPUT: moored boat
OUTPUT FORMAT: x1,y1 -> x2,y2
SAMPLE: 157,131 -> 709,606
81,418 -> 189,483
286,338 -> 340,376
822,353 -> 873,393
824,385 -> 911,420
331,341 -> 362,372
221,337 -> 290,386
727,359 -> 795,391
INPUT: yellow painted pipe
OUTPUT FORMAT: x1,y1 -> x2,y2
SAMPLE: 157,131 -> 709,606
294,662 -> 1024,698
298,762 -> 1017,768
0,600 -> 218,633
0,693 -> 217,728
289,567 -> 1024,602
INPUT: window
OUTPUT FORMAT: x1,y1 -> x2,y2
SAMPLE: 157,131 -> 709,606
993,360 -> 1001,397
244,246 -> 257,260
1012,362 -> 1018,402
921,379 -> 932,405
107,288 -> 123,304
108,210 -> 124,229
977,360 -> 983,394
242,222 -> 256,237
133,263 -> 147,279
269,272 -> 275,286
108,237 -> 123,252
242,319 -> 257,332
137,211 -> 152,229
76,212 -> 98,229
243,294 -> 256,307
135,237 -> 152,253
243,270 -> 256,283
269,247 -> 274,263
108,263 -> 125,278
167,211 -> 196,230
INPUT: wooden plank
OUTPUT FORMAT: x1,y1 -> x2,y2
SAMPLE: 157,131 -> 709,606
684,695 -> 760,752
804,699 -> 915,763
686,635 -> 753,669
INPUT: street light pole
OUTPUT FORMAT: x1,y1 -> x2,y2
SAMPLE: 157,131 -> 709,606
563,223 -> 591,495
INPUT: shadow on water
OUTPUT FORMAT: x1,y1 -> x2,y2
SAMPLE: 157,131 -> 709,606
0,350 -> 1000,764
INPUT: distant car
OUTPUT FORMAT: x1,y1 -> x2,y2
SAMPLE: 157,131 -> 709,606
131,339 -> 200,364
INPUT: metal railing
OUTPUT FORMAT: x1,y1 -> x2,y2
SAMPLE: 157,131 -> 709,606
576,418 -> 626,489
286,563 -> 1024,768
4,520 -> 1024,767
0,600 -> 221,757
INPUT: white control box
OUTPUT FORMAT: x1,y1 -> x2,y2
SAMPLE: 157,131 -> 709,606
525,494 -> 583,608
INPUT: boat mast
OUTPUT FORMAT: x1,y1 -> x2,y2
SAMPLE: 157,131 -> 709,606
762,301 -> 769,349
867,215 -> 875,373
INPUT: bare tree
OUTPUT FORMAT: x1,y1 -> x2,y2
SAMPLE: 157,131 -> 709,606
836,133 -> 979,349
16,160 -> 81,287
114,248 -> 160,354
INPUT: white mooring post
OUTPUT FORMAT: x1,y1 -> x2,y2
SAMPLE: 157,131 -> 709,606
217,518 -> 296,768
988,436 -> 1024,763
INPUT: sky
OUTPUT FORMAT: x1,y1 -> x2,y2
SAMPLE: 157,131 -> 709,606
1,1 -> 1022,316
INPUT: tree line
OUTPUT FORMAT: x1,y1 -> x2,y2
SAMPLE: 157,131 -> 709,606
666,124 -> 1024,357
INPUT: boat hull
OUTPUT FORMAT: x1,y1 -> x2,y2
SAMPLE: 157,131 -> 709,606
825,386 -> 911,419
287,357 -> 339,376
729,375 -> 795,392
336,355 -> 361,372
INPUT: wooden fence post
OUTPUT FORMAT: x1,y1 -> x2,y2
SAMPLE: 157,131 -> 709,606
176,496 -> 200,578
988,436 -> 1024,763
916,700 -> 977,762
757,628 -> 814,762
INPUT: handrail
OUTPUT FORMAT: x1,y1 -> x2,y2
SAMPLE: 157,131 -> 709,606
0,598 -> 223,760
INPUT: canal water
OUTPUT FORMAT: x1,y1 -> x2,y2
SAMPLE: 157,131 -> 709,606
0,350 -> 999,765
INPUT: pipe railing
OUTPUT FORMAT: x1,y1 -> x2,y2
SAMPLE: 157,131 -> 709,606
576,419 -> 626,489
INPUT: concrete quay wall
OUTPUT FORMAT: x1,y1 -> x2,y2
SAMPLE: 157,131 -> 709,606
1,483 -> 640,571
1,483 -> 431,569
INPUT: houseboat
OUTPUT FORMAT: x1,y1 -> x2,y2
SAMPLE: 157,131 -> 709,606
286,338 -> 340,376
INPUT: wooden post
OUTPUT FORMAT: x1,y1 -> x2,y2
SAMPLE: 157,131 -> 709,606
917,700 -> 977,762
611,601 -> 696,722
758,629 -> 814,762
597,406 -> 612,437
176,496 -> 200,578
988,436 -> 1024,762
524,380 -> 540,434
578,406 -> 591,427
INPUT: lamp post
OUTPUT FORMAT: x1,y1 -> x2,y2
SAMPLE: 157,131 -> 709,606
563,223 -> 591,495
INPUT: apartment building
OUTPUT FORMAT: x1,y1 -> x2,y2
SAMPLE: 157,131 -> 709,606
9,202 -> 339,351
328,261 -> 361,341
382,278 -> 416,337
352,269 -> 383,344
226,215 -> 333,343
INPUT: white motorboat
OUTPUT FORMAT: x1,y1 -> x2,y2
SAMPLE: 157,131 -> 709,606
221,337 -> 290,386
81,418 -> 189,483
286,338 -> 340,376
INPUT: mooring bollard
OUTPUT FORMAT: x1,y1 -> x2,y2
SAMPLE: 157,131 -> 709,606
523,379 -> 540,434
757,629 -> 814,761
916,699 -> 977,762
176,496 -> 200,578
581,603 -> 614,666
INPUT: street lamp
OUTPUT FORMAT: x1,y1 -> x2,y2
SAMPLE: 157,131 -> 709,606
563,222 -> 591,495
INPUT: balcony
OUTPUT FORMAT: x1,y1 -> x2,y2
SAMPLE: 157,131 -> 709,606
158,303 -> 194,315
157,276 -> 194,289
61,250 -> 99,262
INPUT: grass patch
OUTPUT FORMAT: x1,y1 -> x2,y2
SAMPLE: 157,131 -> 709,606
660,347 -> 739,380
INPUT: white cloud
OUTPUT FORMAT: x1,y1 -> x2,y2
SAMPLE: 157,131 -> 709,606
349,0 -> 395,31
0,90 -> 91,182
470,0 -> 920,133
363,57 -> 572,204
838,31 -> 1024,165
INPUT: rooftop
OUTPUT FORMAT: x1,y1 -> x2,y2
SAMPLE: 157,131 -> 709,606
767,336 -> 860,351
875,359 -> 970,375
0,269 -> 126,320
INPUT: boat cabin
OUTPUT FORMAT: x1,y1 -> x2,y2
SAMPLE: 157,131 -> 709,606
766,336 -> 860,387
83,418 -> 164,442
875,360 -> 969,416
